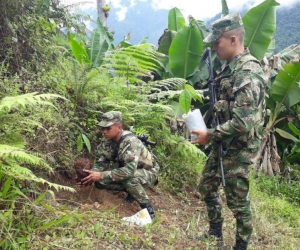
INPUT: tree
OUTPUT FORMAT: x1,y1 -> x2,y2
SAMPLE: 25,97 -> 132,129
96,0 -> 109,27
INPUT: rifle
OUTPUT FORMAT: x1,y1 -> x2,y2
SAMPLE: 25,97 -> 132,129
202,47 -> 226,187
137,134 -> 158,161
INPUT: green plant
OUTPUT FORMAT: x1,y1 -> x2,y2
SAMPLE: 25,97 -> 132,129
243,0 -> 279,60
0,92 -> 74,191
77,133 -> 91,153
102,43 -> 163,84
254,175 -> 300,205
257,62 -> 300,175
68,18 -> 114,68
153,0 -> 279,115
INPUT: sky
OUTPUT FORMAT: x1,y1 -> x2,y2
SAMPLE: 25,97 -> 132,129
63,0 -> 300,21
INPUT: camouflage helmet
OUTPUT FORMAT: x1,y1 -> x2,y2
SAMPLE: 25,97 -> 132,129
97,111 -> 122,127
203,12 -> 244,43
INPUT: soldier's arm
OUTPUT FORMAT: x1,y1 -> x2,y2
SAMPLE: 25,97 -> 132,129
208,63 -> 266,141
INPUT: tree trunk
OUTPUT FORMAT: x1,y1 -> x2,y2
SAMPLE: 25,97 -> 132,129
96,0 -> 107,26
256,131 -> 282,176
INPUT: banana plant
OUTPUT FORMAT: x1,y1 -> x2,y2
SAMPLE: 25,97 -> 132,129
155,8 -> 208,114
221,0 -> 229,16
257,62 -> 300,175
169,19 -> 203,79
168,7 -> 186,31
68,18 -> 114,68
243,0 -> 280,60
157,7 -> 185,56
276,123 -> 300,169
87,18 -> 114,67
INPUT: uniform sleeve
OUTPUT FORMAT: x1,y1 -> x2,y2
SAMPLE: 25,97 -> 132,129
102,137 -> 141,182
207,63 -> 265,142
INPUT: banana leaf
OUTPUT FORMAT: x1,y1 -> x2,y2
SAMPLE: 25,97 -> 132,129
243,0 -> 280,60
288,122 -> 300,138
222,0 -> 229,16
69,36 -> 91,67
179,89 -> 192,114
270,62 -> 300,109
157,29 -> 177,55
88,19 -> 112,67
194,20 -> 209,41
168,7 -> 186,31
169,20 -> 203,79
188,59 -> 209,87
276,128 -> 299,143
286,152 -> 300,164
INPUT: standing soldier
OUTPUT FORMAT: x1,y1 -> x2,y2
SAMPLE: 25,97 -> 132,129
80,111 -> 159,225
192,13 -> 268,250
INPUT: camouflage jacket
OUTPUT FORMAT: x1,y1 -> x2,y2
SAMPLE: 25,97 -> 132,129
207,48 -> 268,149
92,131 -> 156,182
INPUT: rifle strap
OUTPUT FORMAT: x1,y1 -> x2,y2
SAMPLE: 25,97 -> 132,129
112,132 -> 134,161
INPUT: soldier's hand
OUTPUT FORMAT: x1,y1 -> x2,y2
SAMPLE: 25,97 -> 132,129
81,170 -> 102,185
191,129 -> 209,145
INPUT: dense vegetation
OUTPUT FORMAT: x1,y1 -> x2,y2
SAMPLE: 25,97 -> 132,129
0,0 -> 300,249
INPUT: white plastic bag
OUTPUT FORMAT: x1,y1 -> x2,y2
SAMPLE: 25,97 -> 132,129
121,208 -> 152,226
182,109 -> 207,141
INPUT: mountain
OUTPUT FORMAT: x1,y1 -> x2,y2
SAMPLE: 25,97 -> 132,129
274,3 -> 300,52
83,1 -> 300,52
83,1 -> 169,47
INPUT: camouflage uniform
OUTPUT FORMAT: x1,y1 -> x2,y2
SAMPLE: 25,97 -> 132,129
200,13 -> 268,244
92,112 -> 159,205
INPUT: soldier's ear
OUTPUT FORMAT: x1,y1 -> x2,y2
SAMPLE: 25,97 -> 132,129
116,123 -> 123,131
230,35 -> 238,45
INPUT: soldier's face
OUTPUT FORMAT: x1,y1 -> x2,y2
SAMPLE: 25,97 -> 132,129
101,123 -> 122,142
212,35 -> 235,62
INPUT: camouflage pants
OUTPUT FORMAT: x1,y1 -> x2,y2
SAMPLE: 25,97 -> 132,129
95,163 -> 159,205
199,146 -> 259,243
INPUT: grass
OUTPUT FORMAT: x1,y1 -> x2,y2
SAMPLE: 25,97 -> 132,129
250,175 -> 300,249
1,173 -> 300,249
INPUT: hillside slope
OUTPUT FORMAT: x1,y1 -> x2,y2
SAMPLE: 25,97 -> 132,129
51,175 -> 300,249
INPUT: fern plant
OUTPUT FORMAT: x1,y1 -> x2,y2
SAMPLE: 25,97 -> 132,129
102,43 -> 163,84
148,78 -> 187,100
0,92 -> 74,193
147,77 -> 204,114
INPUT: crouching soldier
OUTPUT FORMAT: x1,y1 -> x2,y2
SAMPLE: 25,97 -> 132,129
80,111 -> 159,223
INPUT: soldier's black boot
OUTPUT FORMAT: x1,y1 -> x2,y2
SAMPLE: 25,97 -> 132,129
124,193 -> 135,203
233,239 -> 248,250
208,222 -> 223,240
140,203 -> 155,219
195,222 -> 223,244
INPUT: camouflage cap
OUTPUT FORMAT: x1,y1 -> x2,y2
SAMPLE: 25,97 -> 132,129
203,12 -> 243,43
97,111 -> 122,127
